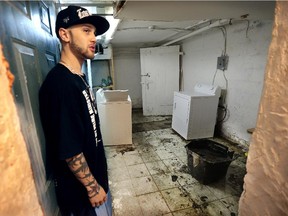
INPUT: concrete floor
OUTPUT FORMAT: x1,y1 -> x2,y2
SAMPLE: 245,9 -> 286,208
105,109 -> 247,216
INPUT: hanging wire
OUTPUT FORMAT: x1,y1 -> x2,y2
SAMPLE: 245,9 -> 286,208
218,26 -> 227,56
217,104 -> 228,123
212,24 -> 230,123
222,70 -> 228,104
245,20 -> 250,38
212,68 -> 218,86
217,70 -> 229,123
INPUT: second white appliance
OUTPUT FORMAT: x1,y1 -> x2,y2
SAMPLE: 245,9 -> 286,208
172,83 -> 221,140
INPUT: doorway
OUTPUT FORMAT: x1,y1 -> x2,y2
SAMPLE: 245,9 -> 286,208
140,45 -> 180,116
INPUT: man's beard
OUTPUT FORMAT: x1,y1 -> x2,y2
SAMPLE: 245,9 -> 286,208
71,41 -> 94,60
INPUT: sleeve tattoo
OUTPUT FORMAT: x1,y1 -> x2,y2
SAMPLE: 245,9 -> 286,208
66,153 -> 100,198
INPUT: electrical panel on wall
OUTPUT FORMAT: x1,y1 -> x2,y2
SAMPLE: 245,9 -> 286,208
217,55 -> 229,70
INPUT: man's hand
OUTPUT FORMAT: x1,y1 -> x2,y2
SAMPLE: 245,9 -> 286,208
88,186 -> 107,207
66,153 -> 106,207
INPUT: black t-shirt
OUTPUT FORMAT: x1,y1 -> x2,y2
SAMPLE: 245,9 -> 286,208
39,64 -> 108,210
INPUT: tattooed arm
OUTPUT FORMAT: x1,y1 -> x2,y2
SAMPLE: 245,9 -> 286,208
66,153 -> 107,207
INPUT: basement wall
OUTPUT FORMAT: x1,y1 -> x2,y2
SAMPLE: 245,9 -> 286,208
113,47 -> 142,108
112,17 -> 274,148
181,19 -> 273,147
239,1 -> 288,215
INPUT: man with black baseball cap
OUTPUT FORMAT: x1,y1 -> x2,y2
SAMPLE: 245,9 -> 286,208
39,5 -> 112,216
55,5 -> 110,38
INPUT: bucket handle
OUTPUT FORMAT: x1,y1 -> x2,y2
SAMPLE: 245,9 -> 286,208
208,142 -> 228,153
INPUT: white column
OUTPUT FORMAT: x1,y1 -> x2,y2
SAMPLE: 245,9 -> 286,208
86,59 -> 93,88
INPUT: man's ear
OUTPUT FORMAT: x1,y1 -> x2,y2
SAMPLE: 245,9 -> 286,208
58,28 -> 70,42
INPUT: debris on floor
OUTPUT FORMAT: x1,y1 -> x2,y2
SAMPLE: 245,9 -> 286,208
106,109 -> 246,216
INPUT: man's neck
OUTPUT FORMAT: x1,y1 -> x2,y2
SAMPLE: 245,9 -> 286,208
60,51 -> 84,75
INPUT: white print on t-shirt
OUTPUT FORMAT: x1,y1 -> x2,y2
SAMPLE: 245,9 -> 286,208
82,90 -> 98,146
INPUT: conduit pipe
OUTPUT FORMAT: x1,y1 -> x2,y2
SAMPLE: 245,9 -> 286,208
155,19 -> 212,45
161,19 -> 230,46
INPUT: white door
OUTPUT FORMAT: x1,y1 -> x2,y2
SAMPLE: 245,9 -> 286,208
140,45 -> 180,116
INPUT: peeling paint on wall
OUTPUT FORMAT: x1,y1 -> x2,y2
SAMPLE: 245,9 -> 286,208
239,1 -> 288,215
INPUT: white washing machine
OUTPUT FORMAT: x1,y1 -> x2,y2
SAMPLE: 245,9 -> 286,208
96,89 -> 132,146
172,83 -> 221,140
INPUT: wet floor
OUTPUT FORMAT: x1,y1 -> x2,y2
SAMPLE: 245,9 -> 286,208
105,109 -> 247,216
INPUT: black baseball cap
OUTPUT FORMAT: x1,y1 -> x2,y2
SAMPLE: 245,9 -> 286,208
55,5 -> 110,38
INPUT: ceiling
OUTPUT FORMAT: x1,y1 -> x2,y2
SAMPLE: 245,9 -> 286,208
58,1 -> 276,48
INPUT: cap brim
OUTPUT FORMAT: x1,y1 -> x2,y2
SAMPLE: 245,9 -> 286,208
72,15 -> 110,36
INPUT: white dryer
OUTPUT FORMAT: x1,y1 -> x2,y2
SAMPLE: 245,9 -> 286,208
172,83 -> 221,140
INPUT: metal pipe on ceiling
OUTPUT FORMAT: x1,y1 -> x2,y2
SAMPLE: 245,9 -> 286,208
161,19 -> 230,46
155,19 -> 212,45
